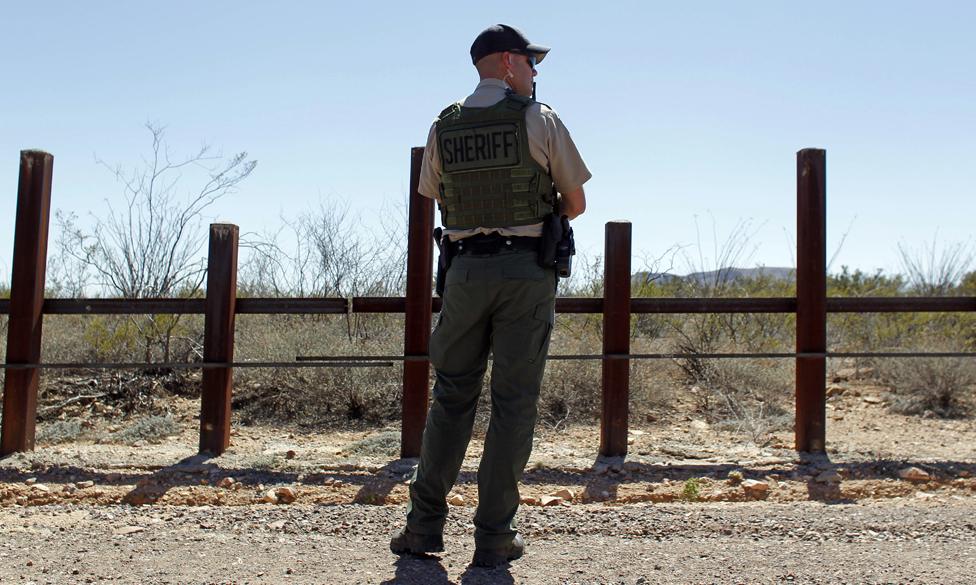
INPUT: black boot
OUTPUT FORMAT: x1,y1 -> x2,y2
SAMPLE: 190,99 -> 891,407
472,533 -> 525,567
390,527 -> 445,555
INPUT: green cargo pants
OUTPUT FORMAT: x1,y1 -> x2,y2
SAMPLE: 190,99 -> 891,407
406,248 -> 556,548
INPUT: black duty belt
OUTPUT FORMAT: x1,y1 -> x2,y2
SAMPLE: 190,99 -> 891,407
451,234 -> 540,256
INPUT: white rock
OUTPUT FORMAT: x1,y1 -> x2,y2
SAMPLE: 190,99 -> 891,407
114,526 -> 145,536
553,488 -> 575,501
540,496 -> 564,507
75,481 -> 95,489
260,489 -> 278,504
24,477 -> 37,485
275,487 -> 297,504
862,396 -> 882,404
32,484 -> 50,493
741,479 -> 769,494
815,471 -> 843,484
898,467 -> 930,481
690,420 -> 710,431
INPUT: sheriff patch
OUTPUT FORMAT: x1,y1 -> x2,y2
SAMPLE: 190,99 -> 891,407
439,123 -> 520,172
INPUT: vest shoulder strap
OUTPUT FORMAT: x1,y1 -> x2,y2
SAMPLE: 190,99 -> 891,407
436,102 -> 462,122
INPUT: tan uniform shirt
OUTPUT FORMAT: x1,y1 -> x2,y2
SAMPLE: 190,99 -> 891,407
419,78 -> 592,240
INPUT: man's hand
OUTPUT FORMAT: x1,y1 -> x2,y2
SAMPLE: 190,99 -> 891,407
559,186 -> 586,220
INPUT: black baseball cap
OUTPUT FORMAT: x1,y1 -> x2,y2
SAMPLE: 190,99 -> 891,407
470,24 -> 550,65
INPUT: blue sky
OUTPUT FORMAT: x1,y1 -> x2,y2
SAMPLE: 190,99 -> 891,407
1,1 -> 973,283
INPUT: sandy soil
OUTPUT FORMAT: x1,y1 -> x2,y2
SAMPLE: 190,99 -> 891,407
1,381 -> 974,584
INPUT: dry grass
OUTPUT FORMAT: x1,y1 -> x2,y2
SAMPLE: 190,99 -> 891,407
881,356 -> 975,418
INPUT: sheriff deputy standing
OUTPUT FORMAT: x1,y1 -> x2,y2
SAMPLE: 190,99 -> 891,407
391,23 -> 590,568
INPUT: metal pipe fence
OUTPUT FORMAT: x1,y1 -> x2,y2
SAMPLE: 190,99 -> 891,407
1,148 -> 973,457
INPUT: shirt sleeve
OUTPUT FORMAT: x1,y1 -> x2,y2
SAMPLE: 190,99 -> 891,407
418,122 -> 440,199
538,105 -> 592,194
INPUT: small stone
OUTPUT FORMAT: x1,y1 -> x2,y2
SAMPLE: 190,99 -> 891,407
217,477 -> 235,489
114,526 -> 145,536
448,494 -> 465,506
32,484 -> 50,493
553,488 -> 575,501
741,479 -> 769,494
285,450 -> 297,460
260,489 -> 278,504
275,487 -> 297,504
268,520 -> 287,530
815,471 -> 843,484
862,396 -> 882,404
690,419 -> 709,431
520,496 -> 539,505
540,496 -> 564,507
959,471 -> 971,478
898,467 -> 930,481
826,384 -> 845,397
24,478 -> 37,485
75,481 -> 95,489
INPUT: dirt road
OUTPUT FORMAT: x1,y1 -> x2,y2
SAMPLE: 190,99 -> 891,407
1,498 -> 974,584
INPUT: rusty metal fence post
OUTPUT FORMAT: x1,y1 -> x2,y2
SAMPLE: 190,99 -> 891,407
600,221 -> 632,457
401,147 -> 434,458
1,151 -> 54,455
199,224 -> 239,455
795,149 -> 827,453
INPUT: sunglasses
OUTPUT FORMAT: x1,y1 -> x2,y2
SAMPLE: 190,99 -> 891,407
510,51 -> 537,69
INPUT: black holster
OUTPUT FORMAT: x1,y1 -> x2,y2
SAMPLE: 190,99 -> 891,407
433,227 -> 454,296
538,213 -> 575,278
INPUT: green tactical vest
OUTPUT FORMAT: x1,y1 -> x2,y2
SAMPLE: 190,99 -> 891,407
435,94 -> 555,229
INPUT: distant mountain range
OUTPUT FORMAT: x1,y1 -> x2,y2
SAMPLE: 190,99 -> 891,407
633,267 -> 794,286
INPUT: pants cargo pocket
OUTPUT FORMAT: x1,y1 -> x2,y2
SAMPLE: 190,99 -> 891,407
528,302 -> 555,364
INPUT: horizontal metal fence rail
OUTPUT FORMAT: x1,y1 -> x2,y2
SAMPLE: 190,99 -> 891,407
0,295 -> 972,316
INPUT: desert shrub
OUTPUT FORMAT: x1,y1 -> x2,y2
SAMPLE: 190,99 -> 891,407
112,414 -> 181,444
36,420 -> 85,445
340,430 -> 401,457
232,313 -> 403,425
537,359 -> 602,428
684,359 -> 793,444
881,356 -> 975,418
682,478 -> 701,501
82,316 -> 141,362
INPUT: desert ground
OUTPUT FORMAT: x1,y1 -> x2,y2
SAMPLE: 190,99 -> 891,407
1,377 -> 974,584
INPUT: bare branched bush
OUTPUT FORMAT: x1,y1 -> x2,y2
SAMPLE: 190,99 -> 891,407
240,199 -> 407,297
897,234 -> 974,296
50,123 -> 255,364
55,123 -> 256,298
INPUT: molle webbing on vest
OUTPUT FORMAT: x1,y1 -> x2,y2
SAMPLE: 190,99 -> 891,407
436,96 -> 554,229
